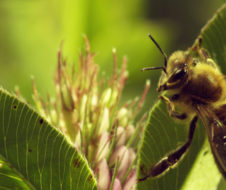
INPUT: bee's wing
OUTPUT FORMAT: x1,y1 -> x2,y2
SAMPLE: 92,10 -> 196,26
195,104 -> 226,178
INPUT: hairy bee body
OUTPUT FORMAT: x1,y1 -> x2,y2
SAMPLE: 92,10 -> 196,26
160,50 -> 226,116
157,48 -> 226,178
139,35 -> 226,181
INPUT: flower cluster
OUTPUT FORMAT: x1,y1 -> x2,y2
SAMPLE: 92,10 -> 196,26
32,37 -> 149,190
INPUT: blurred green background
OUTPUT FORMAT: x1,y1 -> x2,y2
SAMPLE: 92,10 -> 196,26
0,0 -> 224,111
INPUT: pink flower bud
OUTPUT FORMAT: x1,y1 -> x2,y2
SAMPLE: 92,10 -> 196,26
110,146 -> 127,166
97,159 -> 110,190
115,127 -> 126,148
112,178 -> 122,190
110,146 -> 136,181
117,148 -> 135,180
96,131 -> 110,162
123,169 -> 136,190
125,125 -> 135,141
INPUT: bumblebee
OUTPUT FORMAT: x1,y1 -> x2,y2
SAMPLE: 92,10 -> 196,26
139,34 -> 226,180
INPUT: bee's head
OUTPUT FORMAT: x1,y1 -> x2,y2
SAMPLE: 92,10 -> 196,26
157,51 -> 189,92
142,34 -> 189,93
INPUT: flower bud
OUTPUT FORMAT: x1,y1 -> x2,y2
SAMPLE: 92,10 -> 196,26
112,178 -> 122,190
50,109 -> 58,125
117,107 -> 128,126
123,169 -> 136,190
74,132 -> 81,150
125,124 -> 135,141
100,88 -> 112,106
80,94 -> 88,122
60,84 -> 74,111
91,93 -> 98,110
117,148 -> 135,180
98,107 -> 110,135
97,159 -> 110,190
115,127 -> 126,148
110,146 -> 127,166
96,131 -> 110,162
110,146 -> 135,180
109,88 -> 118,107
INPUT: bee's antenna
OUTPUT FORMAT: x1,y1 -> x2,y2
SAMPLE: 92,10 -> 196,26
148,33 -> 168,68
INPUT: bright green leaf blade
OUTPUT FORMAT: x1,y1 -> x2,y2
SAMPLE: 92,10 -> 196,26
217,178 -> 226,190
181,139 -> 221,190
200,3 -> 226,70
137,3 -> 226,190
0,88 -> 97,190
0,159 -> 30,190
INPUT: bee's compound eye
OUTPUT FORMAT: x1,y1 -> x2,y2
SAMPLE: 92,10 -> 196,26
168,69 -> 186,83
170,94 -> 180,101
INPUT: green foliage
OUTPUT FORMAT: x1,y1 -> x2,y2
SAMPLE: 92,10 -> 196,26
201,4 -> 226,72
1,2 -> 226,190
0,159 -> 30,190
137,3 -> 226,190
0,0 -> 169,105
0,88 -> 97,190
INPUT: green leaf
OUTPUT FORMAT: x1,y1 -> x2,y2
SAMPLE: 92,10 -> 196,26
0,88 -> 97,190
201,3 -> 226,70
181,139 -> 222,190
0,159 -> 30,190
137,3 -> 226,190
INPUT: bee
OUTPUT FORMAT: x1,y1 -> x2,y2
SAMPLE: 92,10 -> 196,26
139,34 -> 226,181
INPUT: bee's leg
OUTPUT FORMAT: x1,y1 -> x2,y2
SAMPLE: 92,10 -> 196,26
191,37 -> 209,60
159,95 -> 187,120
198,38 -> 209,60
195,39 -> 217,67
139,116 -> 198,181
